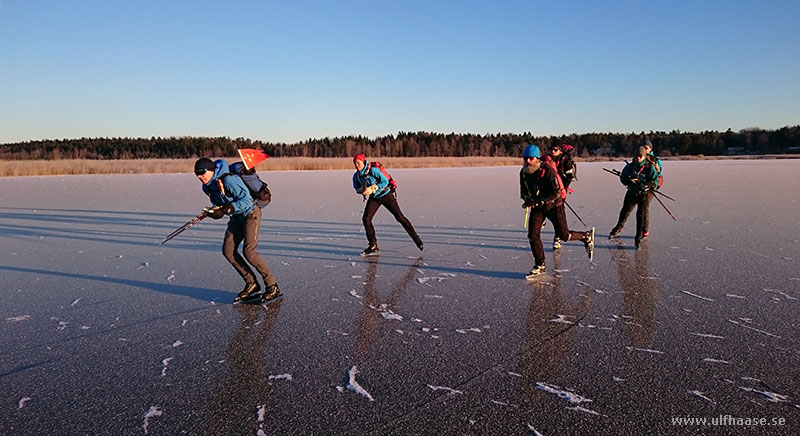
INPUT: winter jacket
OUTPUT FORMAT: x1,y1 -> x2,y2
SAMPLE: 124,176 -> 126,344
620,158 -> 659,193
201,159 -> 255,217
519,164 -> 563,209
352,160 -> 391,199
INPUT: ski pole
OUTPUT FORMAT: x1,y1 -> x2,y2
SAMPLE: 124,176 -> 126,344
603,167 -> 676,201
160,209 -> 210,244
651,189 -> 676,202
564,200 -> 587,227
523,206 -> 530,228
649,190 -> 676,221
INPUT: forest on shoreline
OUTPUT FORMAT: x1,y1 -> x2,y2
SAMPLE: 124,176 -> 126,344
2,126 -> 799,161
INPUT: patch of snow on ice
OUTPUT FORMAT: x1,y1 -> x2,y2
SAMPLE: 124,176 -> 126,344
70,298 -> 81,306
166,271 -> 176,281
549,315 -> 574,324
527,424 -> 544,435
18,397 -> 31,409
728,320 -> 781,338
379,309 -> 403,321
535,382 -> 592,405
142,406 -> 163,434
417,276 -> 449,284
171,340 -> 183,348
161,357 -> 173,377
690,332 -> 724,339
346,366 -> 374,401
427,384 -> 463,394
6,315 -> 31,322
764,288 -> 797,300
566,405 -> 603,416
703,358 -> 730,364
738,387 -> 789,403
688,390 -> 716,404
681,290 -> 714,302
268,373 -> 293,381
726,294 -> 746,299
625,346 -> 664,354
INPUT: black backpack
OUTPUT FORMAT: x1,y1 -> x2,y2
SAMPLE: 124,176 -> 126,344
225,161 -> 271,208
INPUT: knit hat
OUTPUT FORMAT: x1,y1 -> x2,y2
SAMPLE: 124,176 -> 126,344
353,153 -> 367,163
641,139 -> 653,148
523,145 -> 540,158
194,157 -> 215,174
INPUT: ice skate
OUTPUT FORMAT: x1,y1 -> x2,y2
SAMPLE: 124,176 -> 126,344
234,282 -> 261,303
584,227 -> 595,261
260,283 -> 282,303
525,265 -> 546,280
361,244 -> 380,256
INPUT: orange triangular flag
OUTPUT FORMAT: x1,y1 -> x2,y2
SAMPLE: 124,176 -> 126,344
238,149 -> 270,170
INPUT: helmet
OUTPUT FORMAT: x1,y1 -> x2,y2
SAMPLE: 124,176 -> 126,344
523,145 -> 540,158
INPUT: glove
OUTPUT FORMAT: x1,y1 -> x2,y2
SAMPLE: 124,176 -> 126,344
204,204 -> 233,219
356,186 -> 365,195
362,185 -> 379,197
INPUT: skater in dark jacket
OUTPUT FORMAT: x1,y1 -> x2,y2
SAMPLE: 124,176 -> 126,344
194,157 -> 280,303
520,145 -> 594,279
608,146 -> 659,248
640,139 -> 663,237
352,154 -> 423,256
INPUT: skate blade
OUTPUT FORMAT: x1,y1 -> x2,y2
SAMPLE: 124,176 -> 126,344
260,293 -> 284,305
233,293 -> 264,304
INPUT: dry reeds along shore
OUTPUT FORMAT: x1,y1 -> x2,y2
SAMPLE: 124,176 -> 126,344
0,157 -> 525,177
2,154 -> 792,177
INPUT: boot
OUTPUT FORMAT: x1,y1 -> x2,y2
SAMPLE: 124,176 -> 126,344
525,265 -> 546,280
609,225 -> 623,239
413,237 -> 423,251
584,227 -> 595,261
261,283 -> 282,303
552,237 -> 561,249
234,282 -> 261,303
361,244 -> 380,256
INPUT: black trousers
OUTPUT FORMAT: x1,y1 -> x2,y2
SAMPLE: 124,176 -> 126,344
527,204 -> 586,267
362,190 -> 420,246
615,190 -> 651,241
222,207 -> 277,287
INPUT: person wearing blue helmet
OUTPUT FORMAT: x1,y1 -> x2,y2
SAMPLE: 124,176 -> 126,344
520,145 -> 594,279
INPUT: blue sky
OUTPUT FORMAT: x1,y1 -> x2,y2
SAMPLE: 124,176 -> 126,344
1,0 -> 798,144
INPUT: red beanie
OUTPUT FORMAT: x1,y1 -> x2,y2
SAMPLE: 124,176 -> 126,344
353,154 -> 366,163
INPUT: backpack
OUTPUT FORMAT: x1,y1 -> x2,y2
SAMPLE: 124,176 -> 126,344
225,161 -> 271,208
367,161 -> 398,191
541,156 -> 567,199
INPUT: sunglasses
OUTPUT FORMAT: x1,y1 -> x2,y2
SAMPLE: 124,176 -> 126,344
194,169 -> 208,175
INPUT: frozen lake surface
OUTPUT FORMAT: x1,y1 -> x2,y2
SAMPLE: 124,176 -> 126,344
1,160 -> 799,434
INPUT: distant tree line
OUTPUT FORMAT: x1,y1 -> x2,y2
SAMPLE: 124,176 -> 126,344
2,126 -> 798,160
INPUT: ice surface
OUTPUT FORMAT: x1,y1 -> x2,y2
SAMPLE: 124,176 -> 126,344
1,161 -> 799,434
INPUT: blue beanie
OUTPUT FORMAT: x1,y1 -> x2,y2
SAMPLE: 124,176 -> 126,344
523,145 -> 540,158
